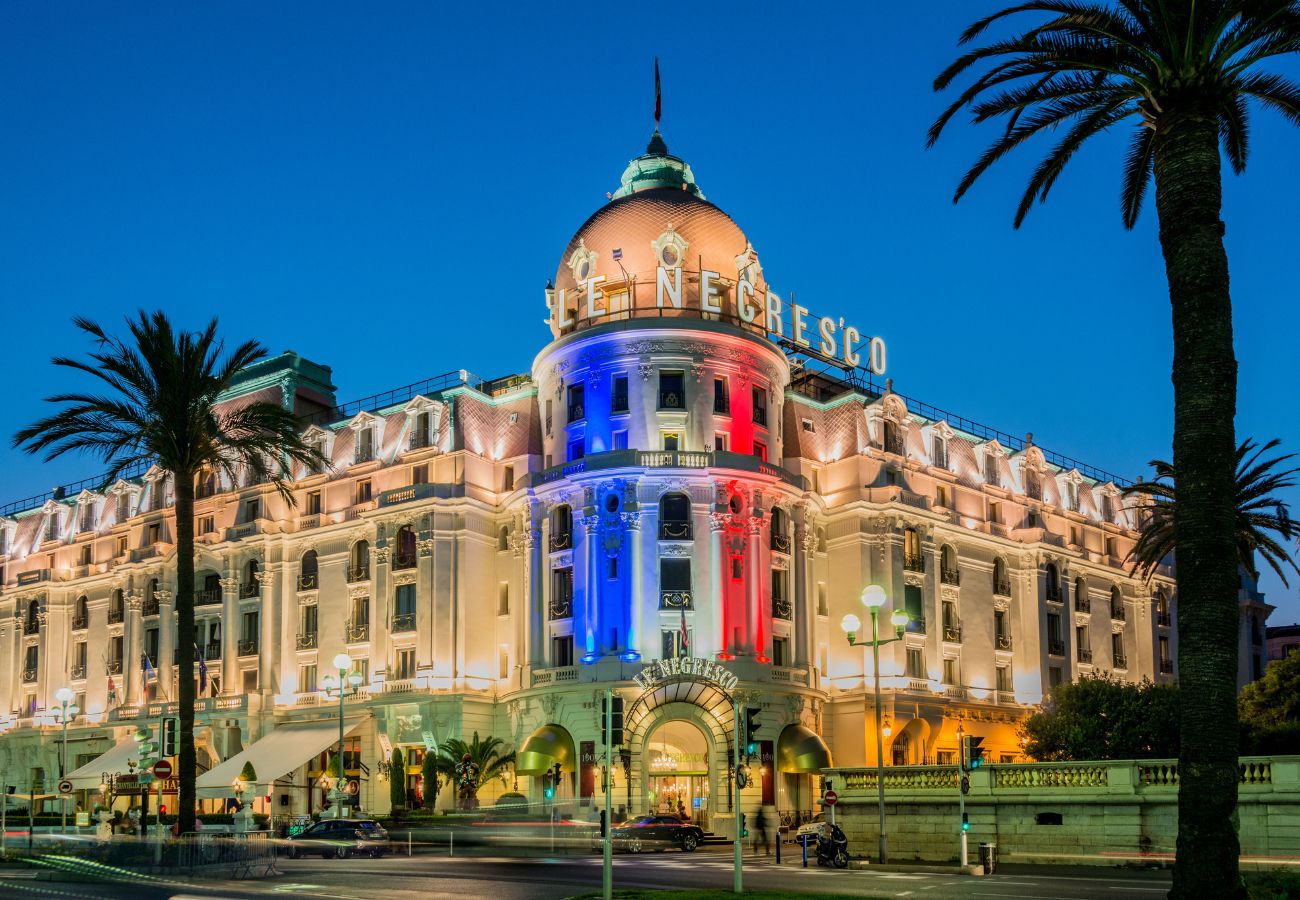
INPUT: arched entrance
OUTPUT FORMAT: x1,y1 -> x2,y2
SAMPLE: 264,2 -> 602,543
644,719 -> 710,828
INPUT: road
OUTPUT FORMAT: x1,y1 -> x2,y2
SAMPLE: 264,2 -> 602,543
0,847 -> 1174,900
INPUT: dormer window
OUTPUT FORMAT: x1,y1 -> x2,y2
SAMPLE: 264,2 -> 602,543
1025,468 -> 1042,501
984,452 -> 1000,487
116,492 -> 131,522
883,419 -> 902,456
356,427 -> 375,464
1066,480 -> 1079,512
151,478 -> 165,510
46,510 -> 60,543
79,502 -> 95,534
410,412 -> 432,450
931,433 -> 948,469
1101,492 -> 1115,523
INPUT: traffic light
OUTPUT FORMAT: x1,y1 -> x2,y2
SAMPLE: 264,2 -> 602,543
961,812 -> 970,832
543,772 -> 555,800
162,717 -> 179,757
964,735 -> 986,770
740,813 -> 748,838
960,776 -> 970,795
599,809 -> 607,838
744,707 -> 762,758
602,695 -> 624,748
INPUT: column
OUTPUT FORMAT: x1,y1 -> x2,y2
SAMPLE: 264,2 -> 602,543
125,589 -> 142,703
220,576 -> 238,696
257,568 -> 276,695
417,535 -> 435,673
373,544 -> 391,680
710,514 -> 726,658
747,517 -> 763,658
627,513 -> 644,659
583,515 -> 599,659
793,522 -> 811,668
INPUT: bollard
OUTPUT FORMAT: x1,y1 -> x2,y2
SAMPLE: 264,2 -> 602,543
775,833 -> 781,865
408,831 -> 412,857
800,834 -> 809,868
449,829 -> 454,857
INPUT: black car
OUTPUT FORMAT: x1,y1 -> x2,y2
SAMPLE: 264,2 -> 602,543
284,818 -> 390,858
611,815 -> 704,853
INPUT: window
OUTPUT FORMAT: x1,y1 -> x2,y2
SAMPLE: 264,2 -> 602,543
771,569 -> 791,618
613,430 -> 628,450
356,428 -> 375,463
500,465 -> 512,490
46,511 -> 60,542
242,669 -> 258,692
145,627 -> 160,665
395,648 -> 416,680
117,493 -> 131,521
993,557 -> 1010,595
567,384 -> 585,422
883,419 -> 902,455
608,556 -> 618,579
1075,625 -> 1089,660
300,603 -> 318,639
550,567 -> 574,619
905,647 -> 925,679
659,493 -> 692,540
411,411 -> 432,449
1075,577 -> 1089,612
394,584 -> 417,631
935,485 -> 949,508
752,386 -> 768,426
355,480 -> 372,505
662,432 -> 680,452
152,479 -> 166,509
996,663 -> 1012,692
943,656 -> 960,686
198,515 -> 214,536
552,635 -> 575,667
713,377 -> 730,414
116,535 -> 128,558
659,558 -> 692,609
731,557 -> 744,580
658,371 -> 685,410
932,434 -> 948,469
714,432 -> 728,452
1047,613 -> 1064,655
1101,492 -> 1115,523
568,438 -> 585,461
414,464 -> 429,485
1045,563 -> 1061,602
551,505 -> 573,550
79,544 -> 92,566
544,399 -> 553,435
244,498 -> 260,522
305,491 -> 321,516
394,526 -> 417,569
801,418 -> 815,433
988,501 -> 1001,524
984,452 -> 1000,487
1158,637 -> 1171,671
74,640 -> 87,669
498,583 -> 510,616
146,522 -> 161,545
1066,480 -> 1079,511
662,628 -> 690,660
994,609 -> 1010,648
773,637 -> 789,667
1112,632 -> 1127,668
300,664 -> 318,694
299,550 -> 319,590
1049,666 -> 1063,688
752,440 -> 767,462
612,376 -> 629,414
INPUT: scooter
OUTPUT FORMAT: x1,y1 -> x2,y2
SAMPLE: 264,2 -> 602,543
815,822 -> 850,869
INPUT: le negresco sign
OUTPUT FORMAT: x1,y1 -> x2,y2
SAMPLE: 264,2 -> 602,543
633,657 -> 739,694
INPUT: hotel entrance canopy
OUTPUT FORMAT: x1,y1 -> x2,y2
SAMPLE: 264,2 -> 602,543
197,718 -> 364,798
777,724 -> 832,773
515,724 -> 576,775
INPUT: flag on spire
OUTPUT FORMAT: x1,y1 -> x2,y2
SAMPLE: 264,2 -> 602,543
654,57 -> 662,128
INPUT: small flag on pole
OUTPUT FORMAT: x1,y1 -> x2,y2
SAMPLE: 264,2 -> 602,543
196,643 -> 208,695
106,674 -> 118,706
680,607 -> 689,654
654,57 -> 662,128
142,653 -> 157,683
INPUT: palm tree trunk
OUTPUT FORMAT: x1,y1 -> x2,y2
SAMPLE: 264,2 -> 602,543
1154,109 -> 1243,899
174,476 -> 198,835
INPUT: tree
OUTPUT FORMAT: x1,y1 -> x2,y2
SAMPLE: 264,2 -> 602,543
13,312 -> 322,835
433,732 -> 516,810
927,5 -> 1300,895
1125,438 -> 1300,585
1020,675 -> 1180,761
1239,650 -> 1300,755
389,748 -> 407,813
421,749 -> 440,810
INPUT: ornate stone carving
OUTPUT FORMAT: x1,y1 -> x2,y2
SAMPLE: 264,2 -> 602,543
540,693 -> 562,719
659,544 -> 691,558
393,570 -> 418,587
417,538 -> 435,557
155,590 -> 174,604
746,515 -> 767,536
375,546 -> 391,564
620,511 -> 641,530
771,554 -> 790,571
904,571 -> 925,588
348,584 -> 371,600
255,571 -> 274,588
638,363 -> 654,383
941,585 -> 960,602
126,591 -> 143,610
219,577 -> 238,594
690,363 -> 704,383
581,515 -> 600,535
709,512 -> 729,533
801,530 -> 819,554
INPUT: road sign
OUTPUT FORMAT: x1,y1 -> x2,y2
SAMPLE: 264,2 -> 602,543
57,779 -> 73,795
152,760 -> 172,778
823,789 -> 838,807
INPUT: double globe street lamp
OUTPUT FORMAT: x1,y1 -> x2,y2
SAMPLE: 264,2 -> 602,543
321,653 -> 362,819
52,687 -> 80,834
840,584 -> 909,865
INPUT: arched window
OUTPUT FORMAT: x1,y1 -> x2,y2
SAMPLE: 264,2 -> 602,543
299,550 -> 319,590
1156,589 -> 1171,626
770,507 -> 789,552
26,599 -> 40,632
1110,586 -> 1124,620
993,557 -> 1009,596
109,589 -> 125,623
940,545 -> 959,585
1045,563 -> 1061,602
349,541 -> 370,582
1074,577 -> 1089,613
550,505 -> 572,551
1024,468 -> 1042,501
73,595 -> 89,629
659,493 -> 692,540
883,419 -> 903,456
903,528 -> 923,571
394,526 -> 417,570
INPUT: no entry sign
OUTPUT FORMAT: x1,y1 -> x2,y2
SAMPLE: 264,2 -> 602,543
823,789 -> 838,806
153,760 -> 173,778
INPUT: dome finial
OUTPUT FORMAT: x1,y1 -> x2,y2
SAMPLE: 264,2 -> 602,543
654,56 -> 662,130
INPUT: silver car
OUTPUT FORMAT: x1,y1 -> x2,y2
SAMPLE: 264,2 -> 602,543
284,818 -> 390,859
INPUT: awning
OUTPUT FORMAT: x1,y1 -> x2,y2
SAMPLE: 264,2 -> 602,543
777,723 -> 832,773
66,739 -> 141,790
196,718 -> 364,799
515,723 -> 575,775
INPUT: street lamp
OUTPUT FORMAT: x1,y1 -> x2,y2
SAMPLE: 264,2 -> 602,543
322,653 -> 362,819
839,584 -> 908,864
53,687 -> 80,834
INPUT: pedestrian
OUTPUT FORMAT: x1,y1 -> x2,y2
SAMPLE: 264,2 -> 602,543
754,807 -> 771,856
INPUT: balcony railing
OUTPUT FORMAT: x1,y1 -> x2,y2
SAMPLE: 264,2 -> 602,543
549,597 -> 572,620
943,624 -> 963,643
906,617 -> 927,635
1157,611 -> 1171,627
567,404 -> 585,422
659,390 -> 685,410
107,658 -> 123,675
1111,604 -> 1127,622
904,554 -> 925,573
660,590 -> 693,610
347,565 -> 370,583
993,577 -> 1012,597
1113,652 -> 1129,669
392,613 -> 416,633
940,567 -> 960,586
1046,585 -> 1063,603
107,608 -> 125,624
205,641 -> 221,660
195,589 -> 222,607
296,632 -> 318,650
240,581 -> 260,599
23,620 -> 40,635
72,613 -> 88,630
883,435 -> 904,456
298,573 -> 318,591
346,622 -> 370,643
1160,659 -> 1174,673
1078,647 -> 1094,664
238,638 -> 258,656
659,521 -> 692,541
771,532 -> 791,554
23,668 -> 37,683
393,553 -> 417,570
772,596 -> 793,620
1048,640 -> 1066,657
142,598 -> 160,616
996,633 -> 1013,651
1076,595 -> 1091,614
70,664 -> 86,680
549,530 -> 572,552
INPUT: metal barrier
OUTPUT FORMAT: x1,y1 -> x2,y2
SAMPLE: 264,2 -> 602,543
174,831 -> 277,878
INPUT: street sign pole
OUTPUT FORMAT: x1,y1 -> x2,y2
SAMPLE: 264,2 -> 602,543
602,687 -> 612,900
958,735 -> 968,868
733,700 -> 742,895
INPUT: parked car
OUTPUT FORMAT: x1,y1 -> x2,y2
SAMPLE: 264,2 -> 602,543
610,815 -> 704,853
283,818 -> 390,858
794,814 -> 825,843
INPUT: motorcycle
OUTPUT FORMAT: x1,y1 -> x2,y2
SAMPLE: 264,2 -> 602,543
815,822 -> 850,869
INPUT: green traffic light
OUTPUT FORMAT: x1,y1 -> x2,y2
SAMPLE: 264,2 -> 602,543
746,743 -> 757,756
962,822 -> 971,832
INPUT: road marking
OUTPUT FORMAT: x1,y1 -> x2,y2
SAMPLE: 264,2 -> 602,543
1105,888 -> 1168,892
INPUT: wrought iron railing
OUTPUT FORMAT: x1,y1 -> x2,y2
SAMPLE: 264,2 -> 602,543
347,565 -> 370,583
22,668 -> 37,683
298,573 -> 318,591
996,633 -> 1013,651
70,664 -> 86,680
771,532 -> 791,554
142,598 -> 160,617
773,596 -> 793,620
1111,604 -> 1127,622
943,624 -> 963,643
1113,652 -> 1129,669
107,658 -> 123,675
238,638 -> 258,656
904,554 -> 925,573
1076,595 -> 1091,613
205,641 -> 221,660
107,607 -> 125,624
660,590 -> 693,610
550,530 -> 572,552
1160,659 -> 1174,673
71,613 -> 88,630
1156,610 -> 1171,627
994,577 -> 1012,597
1046,585 -> 1063,603
296,632 -> 318,650
391,613 -> 416,633
393,553 -> 417,570
195,589 -> 222,606
1048,640 -> 1066,657
567,405 -> 585,422
1078,647 -> 1094,664
659,521 -> 692,541
240,581 -> 260,598
940,567 -> 960,586
346,622 -> 370,643
906,617 -> 927,635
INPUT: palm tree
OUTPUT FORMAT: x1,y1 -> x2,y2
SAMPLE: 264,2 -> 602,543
13,312 -> 323,835
927,4 -> 1300,895
1125,438 -> 1300,584
433,732 -> 516,809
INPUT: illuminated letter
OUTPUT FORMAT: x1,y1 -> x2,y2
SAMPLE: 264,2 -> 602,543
556,289 -> 574,329
765,290 -> 784,337
738,280 -> 758,323
584,275 -> 606,319
869,337 -> 887,375
843,325 -> 861,367
818,316 -> 838,358
657,266 -> 683,308
700,270 -> 722,314
792,303 -> 811,348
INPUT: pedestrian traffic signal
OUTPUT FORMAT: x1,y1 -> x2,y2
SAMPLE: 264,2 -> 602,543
543,772 -> 555,800
599,809 -> 607,838
162,717 -> 179,757
741,813 -> 748,838
961,812 -> 970,832
744,707 -> 762,757
602,695 -> 624,747
964,735 -> 986,770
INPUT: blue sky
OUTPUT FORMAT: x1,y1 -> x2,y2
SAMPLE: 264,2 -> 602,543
1,2 -> 1296,621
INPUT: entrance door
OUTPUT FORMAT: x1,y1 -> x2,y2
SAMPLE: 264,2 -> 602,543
645,719 -> 711,830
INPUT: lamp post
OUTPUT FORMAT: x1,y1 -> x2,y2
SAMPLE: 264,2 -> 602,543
53,687 -> 80,834
839,584 -> 908,865
322,653 -> 362,819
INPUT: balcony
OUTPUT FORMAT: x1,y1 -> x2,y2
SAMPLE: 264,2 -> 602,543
107,658 -> 123,675
993,577 -> 1012,597
943,624 -> 963,643
298,573 -> 318,592
142,598 -> 160,617
1046,586 -> 1063,604
1078,647 -> 1094,664
296,632 -> 318,650
347,566 -> 370,583
22,620 -> 40,635
549,594 -> 572,620
659,521 -> 692,541
906,617 -> 927,635
1076,595 -> 1091,614
1160,658 -> 1174,674
393,553 -> 417,571
529,448 -> 806,491
883,435 -> 904,456
1113,653 -> 1129,669
549,530 -> 573,552
660,590 -> 693,610
658,390 -> 684,411
1157,611 -> 1171,627
346,622 -> 370,643
195,589 -> 222,607
904,554 -> 925,573
1048,640 -> 1066,657
940,567 -> 960,586
567,404 -> 585,422
238,638 -> 259,656
772,596 -> 793,620
70,664 -> 86,680
996,689 -> 1016,705
107,607 -> 125,625
71,612 -> 88,630
240,581 -> 260,599
391,613 -> 416,633
205,641 -> 221,660
22,668 -> 37,683
996,633 -> 1013,651
770,532 -> 791,554
1111,604 -> 1127,622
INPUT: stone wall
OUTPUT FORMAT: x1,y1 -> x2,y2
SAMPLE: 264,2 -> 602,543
824,756 -> 1299,867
